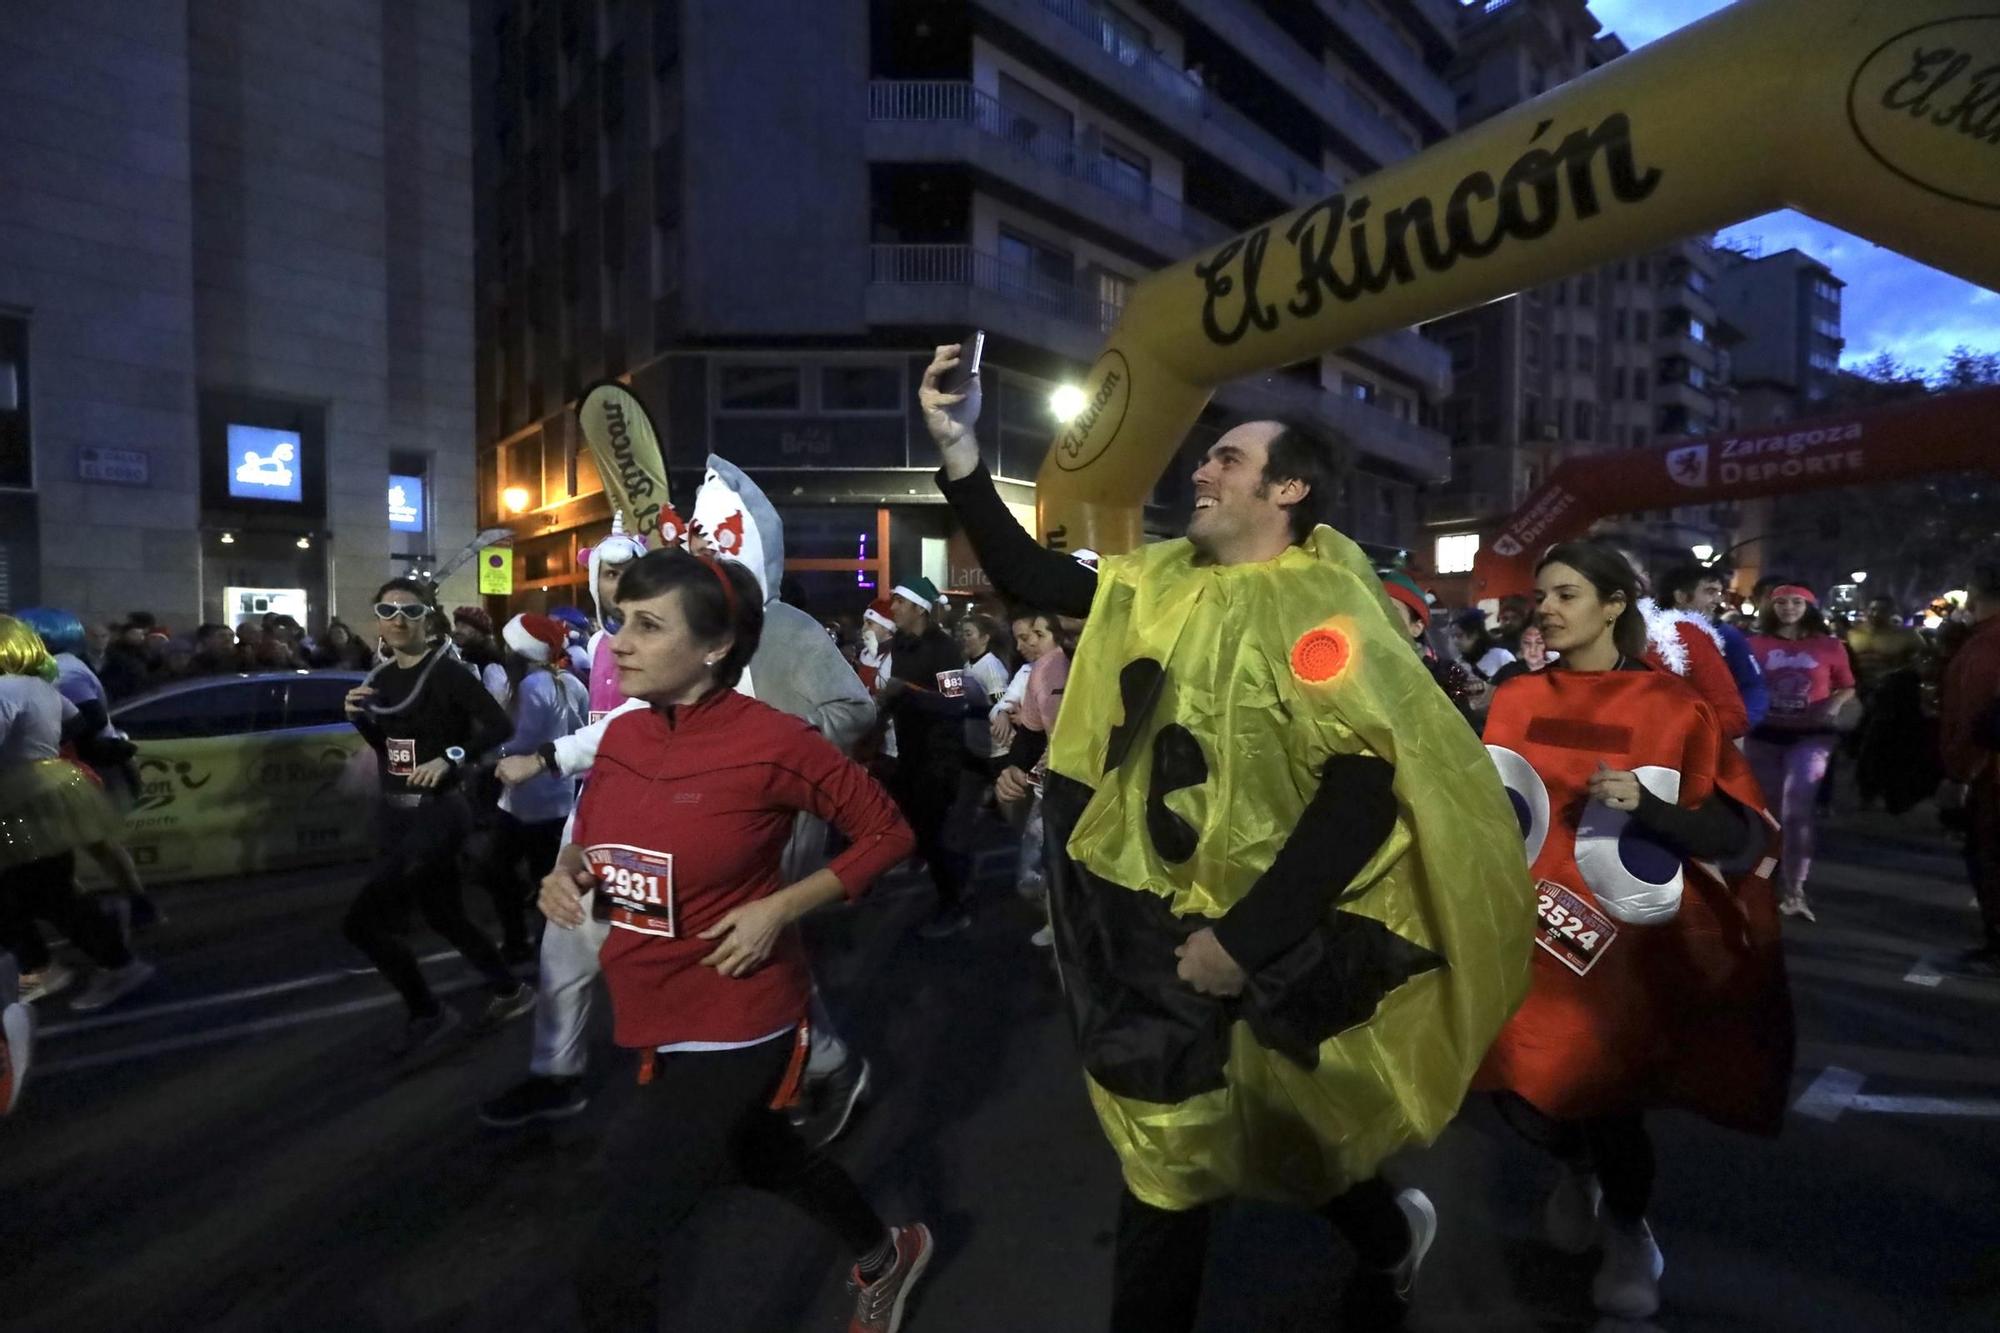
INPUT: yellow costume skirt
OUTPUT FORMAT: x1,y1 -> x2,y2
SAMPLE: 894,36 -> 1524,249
0,758 -> 120,872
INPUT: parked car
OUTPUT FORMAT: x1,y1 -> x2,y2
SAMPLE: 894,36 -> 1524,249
88,671 -> 375,885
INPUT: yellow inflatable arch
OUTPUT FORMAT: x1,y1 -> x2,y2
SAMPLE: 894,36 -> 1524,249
1033,0 -> 2000,555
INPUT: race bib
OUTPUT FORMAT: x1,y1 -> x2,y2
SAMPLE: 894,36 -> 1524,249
585,843 -> 677,937
1533,879 -> 1617,976
385,738 -> 416,778
935,669 -> 966,699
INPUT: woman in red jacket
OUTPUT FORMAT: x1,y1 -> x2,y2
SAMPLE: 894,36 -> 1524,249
538,549 -> 928,1333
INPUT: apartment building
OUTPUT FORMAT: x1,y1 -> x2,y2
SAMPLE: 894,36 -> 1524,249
1423,0 -> 1744,585
472,0 -> 1461,613
0,0 -> 477,628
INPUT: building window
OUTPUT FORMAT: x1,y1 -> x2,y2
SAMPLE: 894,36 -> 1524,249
1099,135 -> 1151,204
1574,401 -> 1594,440
1634,312 -> 1650,340
1525,329 -> 1543,369
1523,393 -> 1543,436
1813,316 -> 1841,339
1099,3 -> 1152,66
1096,268 -> 1133,319
1813,277 -> 1840,304
997,226 -> 1074,302
1634,259 -> 1650,282
1435,532 -> 1479,574
1686,318 -> 1707,343
1576,275 -> 1595,304
1344,374 -> 1377,404
1385,392 -> 1413,422
1613,367 -> 1626,399
1576,337 -> 1596,374
1553,337 -> 1568,371
1632,425 -> 1648,447
0,315 -> 29,489
998,73 -> 1073,151
1445,332 -> 1475,372
821,364 -> 902,413
718,364 -> 801,411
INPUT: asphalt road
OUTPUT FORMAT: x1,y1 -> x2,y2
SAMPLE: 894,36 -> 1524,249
3,813 -> 1997,1332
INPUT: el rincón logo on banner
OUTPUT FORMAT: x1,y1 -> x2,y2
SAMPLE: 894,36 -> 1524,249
1848,16 -> 2000,212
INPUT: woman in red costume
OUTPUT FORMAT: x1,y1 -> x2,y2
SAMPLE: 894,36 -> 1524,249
1478,541 -> 1791,1322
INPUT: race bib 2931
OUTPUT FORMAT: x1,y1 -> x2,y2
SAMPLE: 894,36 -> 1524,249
584,843 -> 677,938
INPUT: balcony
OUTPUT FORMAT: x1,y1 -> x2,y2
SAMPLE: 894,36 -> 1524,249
866,243 -> 1113,362
866,82 -> 1230,260
1390,0 -> 1462,52
972,0 -> 1335,205
1192,2 -> 1419,169
1349,325 -> 1452,398
1313,0 -> 1454,136
1214,373 -> 1451,482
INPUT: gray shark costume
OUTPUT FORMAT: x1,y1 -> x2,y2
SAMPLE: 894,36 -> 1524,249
525,456 -> 875,1083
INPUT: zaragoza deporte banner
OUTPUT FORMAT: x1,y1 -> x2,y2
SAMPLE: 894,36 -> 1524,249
1032,0 -> 2000,556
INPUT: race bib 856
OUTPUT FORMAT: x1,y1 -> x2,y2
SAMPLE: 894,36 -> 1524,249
584,843 -> 677,937
385,738 -> 416,778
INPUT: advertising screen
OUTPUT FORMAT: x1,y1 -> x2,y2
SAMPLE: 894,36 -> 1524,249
226,424 -> 303,503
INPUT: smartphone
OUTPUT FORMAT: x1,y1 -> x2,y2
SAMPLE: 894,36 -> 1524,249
941,330 -> 985,394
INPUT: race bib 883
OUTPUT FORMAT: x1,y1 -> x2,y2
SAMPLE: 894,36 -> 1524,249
584,843 -> 677,937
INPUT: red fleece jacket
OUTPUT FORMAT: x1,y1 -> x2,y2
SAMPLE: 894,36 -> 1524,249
573,688 -> 913,1049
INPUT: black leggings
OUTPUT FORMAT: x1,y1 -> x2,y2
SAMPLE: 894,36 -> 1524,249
0,852 -> 132,972
1495,1094 -> 1656,1223
1110,1178 -> 1411,1333
468,810 -> 564,952
342,795 -> 517,1018
575,1036 -> 889,1330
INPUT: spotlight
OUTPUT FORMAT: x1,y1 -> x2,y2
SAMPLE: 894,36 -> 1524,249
296,535 -> 311,550
219,532 -> 236,545
502,486 -> 532,514
1049,385 -> 1089,423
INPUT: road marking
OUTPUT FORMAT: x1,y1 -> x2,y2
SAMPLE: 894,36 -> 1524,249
34,974 -> 493,1076
1793,1066 -> 2000,1123
38,950 -> 464,1039
1904,955 -> 1945,987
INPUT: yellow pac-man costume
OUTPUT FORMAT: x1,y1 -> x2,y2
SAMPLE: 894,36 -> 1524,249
1043,527 -> 1535,1211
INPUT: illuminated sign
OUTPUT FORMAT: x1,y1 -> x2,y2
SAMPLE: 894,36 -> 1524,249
226,424 -> 302,502
388,474 -> 425,533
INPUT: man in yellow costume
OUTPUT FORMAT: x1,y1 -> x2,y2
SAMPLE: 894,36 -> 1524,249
920,346 -> 1534,1329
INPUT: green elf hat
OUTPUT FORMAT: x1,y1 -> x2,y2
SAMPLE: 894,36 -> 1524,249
891,575 -> 944,613
1378,569 -> 1432,625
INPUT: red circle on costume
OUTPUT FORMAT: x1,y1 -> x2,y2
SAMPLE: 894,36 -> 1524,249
1291,628 -> 1350,683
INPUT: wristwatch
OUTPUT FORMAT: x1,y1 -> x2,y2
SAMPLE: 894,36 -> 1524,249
536,740 -> 561,775
444,746 -> 466,772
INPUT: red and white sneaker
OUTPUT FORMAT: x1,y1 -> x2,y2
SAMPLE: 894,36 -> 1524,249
2,1000 -> 33,1116
848,1222 -> 934,1333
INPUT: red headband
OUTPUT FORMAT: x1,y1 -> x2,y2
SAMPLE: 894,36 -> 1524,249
701,556 -> 739,621
1771,584 -> 1819,606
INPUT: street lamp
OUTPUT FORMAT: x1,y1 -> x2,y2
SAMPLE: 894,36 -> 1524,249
296,535 -> 311,550
1691,543 -> 1716,564
1049,384 -> 1088,423
1850,570 -> 1868,584
502,485 -> 531,514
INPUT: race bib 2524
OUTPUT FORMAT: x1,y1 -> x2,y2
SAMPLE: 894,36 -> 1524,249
1534,879 -> 1617,976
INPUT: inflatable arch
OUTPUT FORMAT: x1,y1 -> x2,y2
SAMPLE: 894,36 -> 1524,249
1031,0 -> 2000,556
1469,384 -> 2000,598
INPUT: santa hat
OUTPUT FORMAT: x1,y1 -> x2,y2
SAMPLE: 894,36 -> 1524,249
1378,570 -> 1431,625
503,613 -> 569,664
863,597 -> 896,633
891,575 -> 944,613
453,605 -> 494,637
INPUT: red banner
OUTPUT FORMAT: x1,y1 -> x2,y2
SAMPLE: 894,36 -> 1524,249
1472,386 -> 2000,598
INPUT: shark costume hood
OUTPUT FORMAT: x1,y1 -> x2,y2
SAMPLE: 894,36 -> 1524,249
688,454 -> 784,607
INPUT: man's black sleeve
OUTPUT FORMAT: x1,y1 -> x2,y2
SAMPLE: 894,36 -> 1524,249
1212,753 -> 1399,974
936,463 -> 1096,618
1631,788 -> 1753,860
447,662 -> 515,759
1007,726 -> 1049,772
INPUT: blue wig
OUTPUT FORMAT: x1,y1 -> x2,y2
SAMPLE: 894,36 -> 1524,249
15,606 -> 86,659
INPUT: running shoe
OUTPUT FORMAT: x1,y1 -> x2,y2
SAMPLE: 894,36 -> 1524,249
1777,895 -> 1816,922
70,960 -> 156,1013
2,1000 -> 32,1116
391,1006 -> 464,1060
796,1057 -> 872,1150
916,910 -> 971,940
1592,1216 -> 1664,1319
18,963 -> 74,1005
477,985 -> 537,1029
478,1075 -> 589,1128
1544,1168 -> 1602,1254
848,1222 -> 934,1333
1338,1187 -> 1437,1326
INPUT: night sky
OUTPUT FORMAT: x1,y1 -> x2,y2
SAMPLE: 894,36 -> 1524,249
1583,0 -> 1998,372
